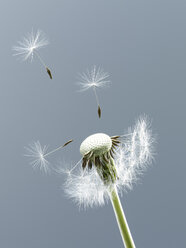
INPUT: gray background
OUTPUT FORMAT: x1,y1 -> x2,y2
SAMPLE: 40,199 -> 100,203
0,0 -> 186,247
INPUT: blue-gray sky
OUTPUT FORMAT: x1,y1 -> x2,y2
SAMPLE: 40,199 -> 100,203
0,0 -> 186,247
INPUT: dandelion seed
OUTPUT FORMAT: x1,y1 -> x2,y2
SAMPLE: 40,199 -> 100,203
78,66 -> 110,118
25,139 -> 73,174
46,67 -> 52,79
25,141 -> 50,174
13,29 -> 52,79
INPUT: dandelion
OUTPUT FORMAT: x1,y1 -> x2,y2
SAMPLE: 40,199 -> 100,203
78,66 -> 110,118
13,29 -> 52,79
64,116 -> 154,248
25,139 -> 73,174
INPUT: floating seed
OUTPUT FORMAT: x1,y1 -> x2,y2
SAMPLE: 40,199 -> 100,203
46,67 -> 52,79
63,139 -> 73,147
98,105 -> 101,118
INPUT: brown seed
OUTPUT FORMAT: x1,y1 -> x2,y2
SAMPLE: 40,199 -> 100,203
112,141 -> 120,147
102,154 -> 109,163
63,139 -> 73,147
88,160 -> 92,170
106,152 -> 110,160
98,105 -> 101,118
111,147 -> 116,154
100,160 -> 107,170
46,67 -> 52,79
85,151 -> 93,160
111,136 -> 120,140
82,158 -> 87,169
110,150 -> 114,158
111,139 -> 120,144
112,143 -> 118,149
95,156 -> 101,167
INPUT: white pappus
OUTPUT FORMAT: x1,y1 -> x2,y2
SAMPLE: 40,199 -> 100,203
13,29 -> 52,79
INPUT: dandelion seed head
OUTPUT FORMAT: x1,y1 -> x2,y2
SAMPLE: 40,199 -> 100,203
80,133 -> 112,157
25,141 -> 50,174
64,116 -> 154,208
78,65 -> 110,92
13,29 -> 49,61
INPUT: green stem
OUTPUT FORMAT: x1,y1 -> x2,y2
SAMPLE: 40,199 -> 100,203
109,186 -> 136,248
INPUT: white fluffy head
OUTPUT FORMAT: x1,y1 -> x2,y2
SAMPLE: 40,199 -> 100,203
77,65 -> 110,92
13,29 -> 49,61
24,141 -> 50,174
80,133 -> 112,157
